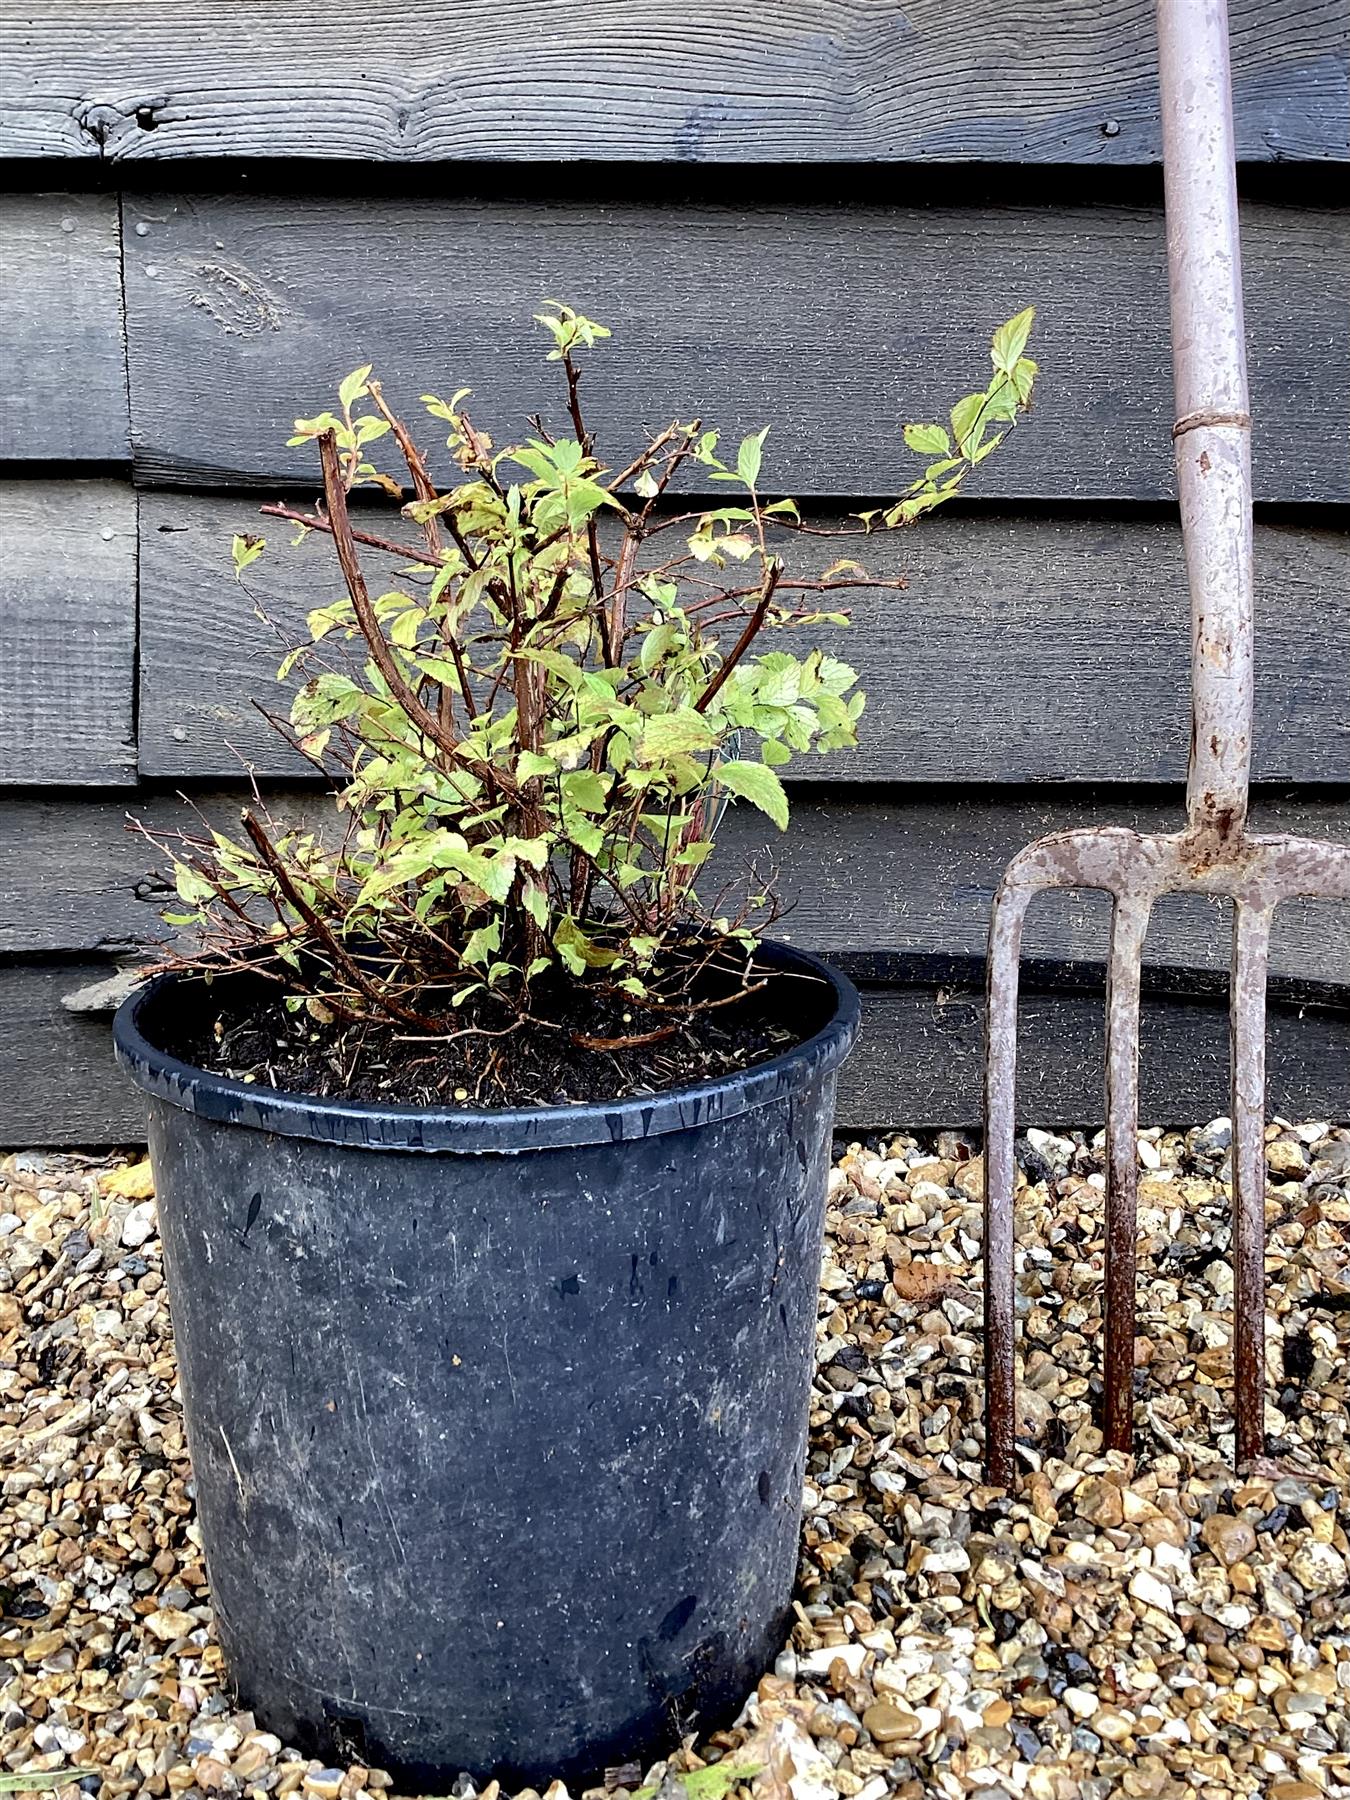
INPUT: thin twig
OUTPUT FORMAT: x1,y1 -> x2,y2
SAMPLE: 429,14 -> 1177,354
259,502 -> 428,566
572,1024 -> 677,1052
694,566 -> 781,713
240,808 -> 446,1033
366,380 -> 480,727
317,431 -> 521,804
606,422 -> 689,494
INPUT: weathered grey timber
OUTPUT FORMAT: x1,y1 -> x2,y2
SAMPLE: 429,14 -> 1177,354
8,785 -> 1350,990
1,0 -> 1345,163
4,955 -> 1348,1143
0,790 -> 324,953
0,193 -> 128,462
135,493 -> 1350,781
0,961 -> 149,1144
847,972 -> 1350,1128
0,483 -> 137,784
120,195 -> 1348,502
1,2 -> 1346,1144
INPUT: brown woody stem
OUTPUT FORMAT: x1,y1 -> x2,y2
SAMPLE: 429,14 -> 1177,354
694,564 -> 781,713
239,809 -> 446,1033
316,431 -> 520,803
365,380 -> 479,729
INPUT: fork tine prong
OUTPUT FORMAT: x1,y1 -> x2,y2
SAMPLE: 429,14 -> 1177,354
984,882 -> 1031,1488
1230,901 -> 1273,1468
1103,892 -> 1152,1455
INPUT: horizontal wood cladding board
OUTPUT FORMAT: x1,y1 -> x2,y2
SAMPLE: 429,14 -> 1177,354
0,962 -> 148,1145
847,977 -> 1350,1128
136,494 -> 1350,782
0,483 -> 138,785
0,790 -> 331,955
0,193 -> 128,462
5,957 -> 1348,1143
121,195 -> 1349,503
7,788 -> 1350,999
2,1 -> 1346,164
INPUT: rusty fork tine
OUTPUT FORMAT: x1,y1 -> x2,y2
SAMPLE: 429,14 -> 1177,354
983,882 -> 1032,1490
1103,891 -> 1154,1455
1230,901 -> 1273,1467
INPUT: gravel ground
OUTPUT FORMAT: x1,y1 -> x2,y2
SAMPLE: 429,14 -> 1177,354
0,1120 -> 1346,1800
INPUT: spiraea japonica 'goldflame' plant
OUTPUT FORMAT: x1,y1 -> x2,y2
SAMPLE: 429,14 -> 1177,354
147,305 -> 1037,1099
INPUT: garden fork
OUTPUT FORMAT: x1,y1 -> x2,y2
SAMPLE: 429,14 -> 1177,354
982,0 -> 1350,1488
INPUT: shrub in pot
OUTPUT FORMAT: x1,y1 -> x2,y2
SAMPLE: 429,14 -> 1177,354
115,306 -> 1037,1788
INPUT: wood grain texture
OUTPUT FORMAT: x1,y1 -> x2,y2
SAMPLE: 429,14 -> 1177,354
135,493 -> 1350,782
0,961 -> 148,1145
845,975 -> 1350,1128
5,955 -> 1349,1143
0,193 -> 129,462
742,791 -> 1350,988
7,787 -> 1350,1005
1,0 -> 1345,163
0,483 -> 138,785
0,790 -> 327,954
120,194 -> 1349,503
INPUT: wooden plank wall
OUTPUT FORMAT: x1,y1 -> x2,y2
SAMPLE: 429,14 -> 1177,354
4,2 -> 1347,163
0,3 -> 1347,1143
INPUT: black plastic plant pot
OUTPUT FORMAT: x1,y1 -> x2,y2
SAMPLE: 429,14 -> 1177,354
112,940 -> 859,1790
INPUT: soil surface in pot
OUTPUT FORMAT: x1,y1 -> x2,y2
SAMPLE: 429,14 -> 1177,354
167,954 -> 824,1108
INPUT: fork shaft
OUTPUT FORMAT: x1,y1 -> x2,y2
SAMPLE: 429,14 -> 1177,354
1230,901 -> 1272,1467
1103,894 -> 1153,1453
984,882 -> 1031,1489
1158,0 -> 1248,427
1158,0 -> 1254,841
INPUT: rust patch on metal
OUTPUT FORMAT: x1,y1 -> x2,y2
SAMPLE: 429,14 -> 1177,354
1172,407 -> 1252,438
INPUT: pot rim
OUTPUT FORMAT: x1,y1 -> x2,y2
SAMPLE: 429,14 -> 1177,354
112,939 -> 860,1154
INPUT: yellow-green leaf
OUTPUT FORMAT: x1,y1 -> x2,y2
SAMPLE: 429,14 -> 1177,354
636,712 -> 720,762
991,306 -> 1035,375
736,428 -> 768,487
949,392 -> 988,456
339,364 -> 374,409
516,750 -> 556,782
903,423 -> 950,455
231,533 -> 265,578
715,759 -> 789,831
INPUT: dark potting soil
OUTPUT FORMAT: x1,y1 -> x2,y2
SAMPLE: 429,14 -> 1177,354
169,959 -> 815,1110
